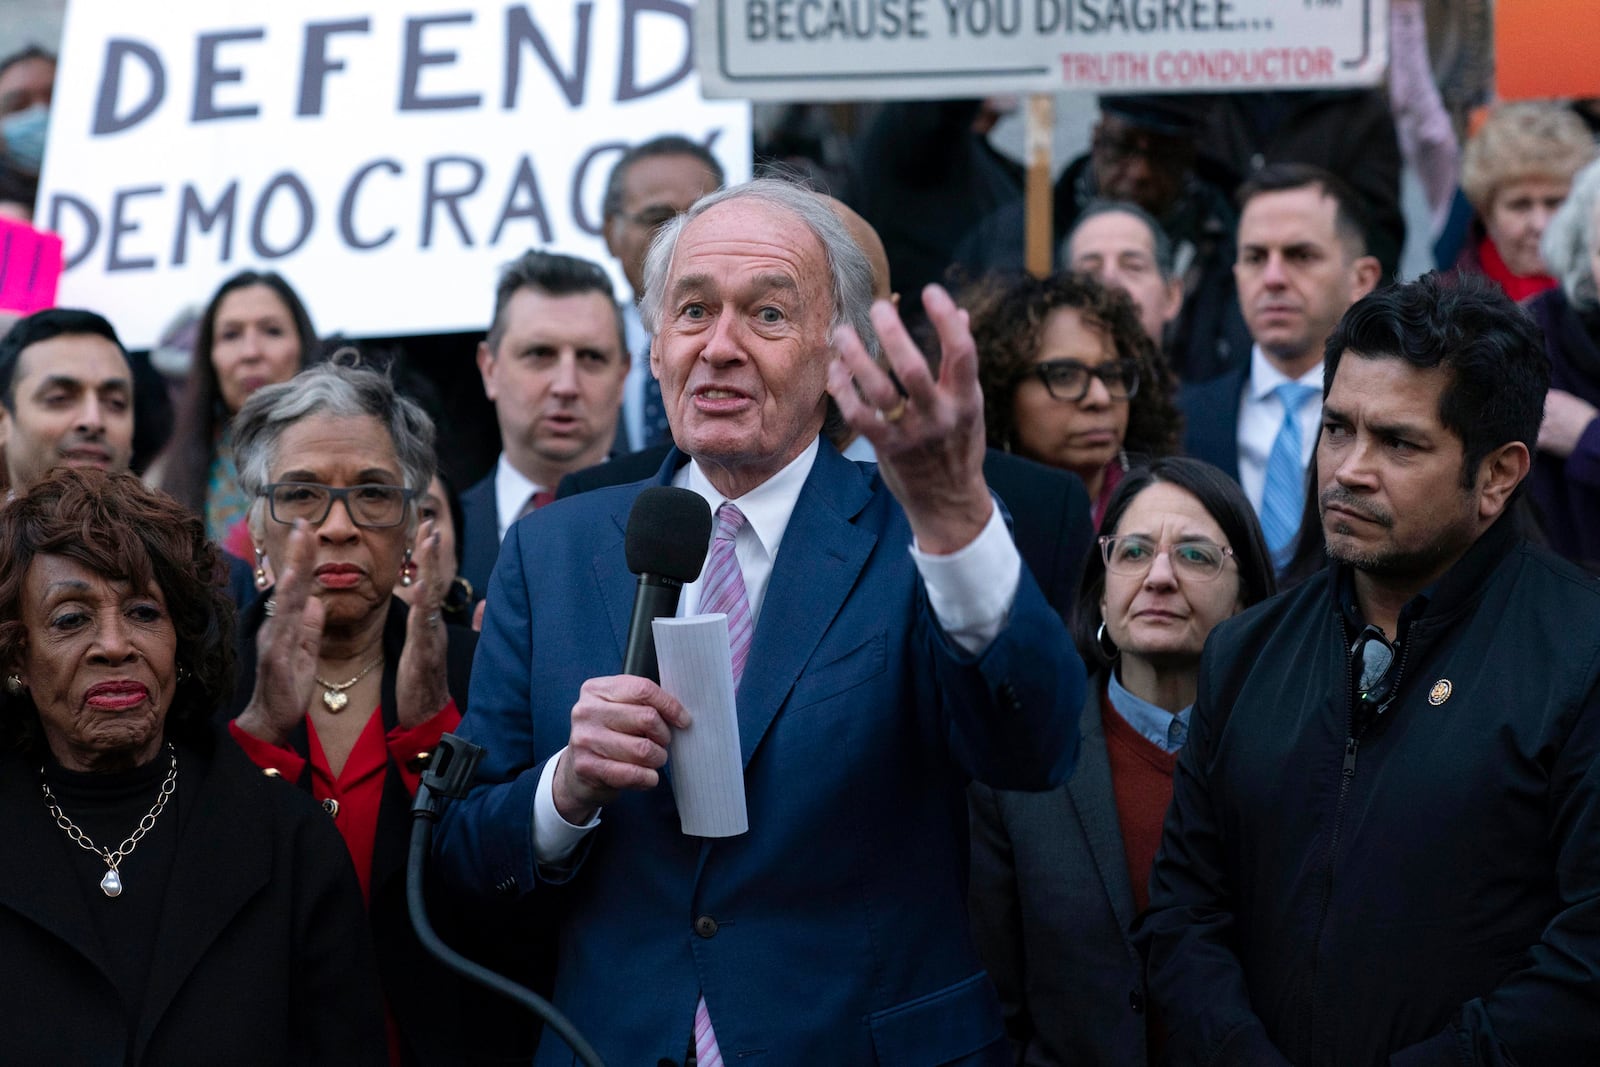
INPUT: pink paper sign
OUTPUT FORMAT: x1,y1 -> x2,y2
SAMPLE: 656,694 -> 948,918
0,215 -> 63,315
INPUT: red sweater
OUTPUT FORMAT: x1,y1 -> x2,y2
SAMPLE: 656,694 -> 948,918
1100,692 -> 1180,915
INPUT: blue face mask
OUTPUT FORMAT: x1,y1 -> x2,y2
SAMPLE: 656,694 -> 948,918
1,105 -> 49,174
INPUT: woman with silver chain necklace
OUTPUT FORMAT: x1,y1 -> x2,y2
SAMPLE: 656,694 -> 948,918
0,468 -> 385,1064
225,355 -> 540,1065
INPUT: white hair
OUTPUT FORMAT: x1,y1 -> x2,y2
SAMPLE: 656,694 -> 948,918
1541,156 -> 1600,309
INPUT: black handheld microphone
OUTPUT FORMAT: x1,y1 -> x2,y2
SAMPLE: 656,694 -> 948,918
622,487 -> 713,681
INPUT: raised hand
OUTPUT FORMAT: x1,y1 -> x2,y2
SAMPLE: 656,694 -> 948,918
396,518 -> 453,730
552,674 -> 691,825
827,284 -> 993,554
235,521 -> 325,746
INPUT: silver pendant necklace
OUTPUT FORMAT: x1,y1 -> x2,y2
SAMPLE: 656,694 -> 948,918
40,744 -> 178,898
313,656 -> 383,712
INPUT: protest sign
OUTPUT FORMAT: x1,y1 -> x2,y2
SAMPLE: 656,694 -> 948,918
0,216 -> 63,315
696,0 -> 1389,100
39,0 -> 750,348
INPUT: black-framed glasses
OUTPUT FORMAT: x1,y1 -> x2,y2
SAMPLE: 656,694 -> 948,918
1030,358 -> 1141,403
1099,534 -> 1234,580
262,482 -> 416,529
1351,624 -> 1399,710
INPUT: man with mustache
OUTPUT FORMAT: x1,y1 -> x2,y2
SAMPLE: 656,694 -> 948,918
0,308 -> 132,495
1136,273 -> 1600,1065
1181,164 -> 1381,574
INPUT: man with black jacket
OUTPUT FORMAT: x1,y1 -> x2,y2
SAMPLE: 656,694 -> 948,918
1136,273 -> 1600,1065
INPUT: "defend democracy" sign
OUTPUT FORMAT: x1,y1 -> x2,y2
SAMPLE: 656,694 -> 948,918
697,0 -> 1389,99
40,0 -> 750,349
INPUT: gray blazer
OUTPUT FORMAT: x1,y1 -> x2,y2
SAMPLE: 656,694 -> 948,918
969,677 -> 1152,1066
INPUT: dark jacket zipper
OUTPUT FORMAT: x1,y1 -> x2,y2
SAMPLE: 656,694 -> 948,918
1306,623 -> 1411,1060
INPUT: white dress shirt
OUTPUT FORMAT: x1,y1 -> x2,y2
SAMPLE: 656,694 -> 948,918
493,454 -> 548,543
532,436 -> 1022,862
621,301 -> 651,452
1236,345 -> 1324,514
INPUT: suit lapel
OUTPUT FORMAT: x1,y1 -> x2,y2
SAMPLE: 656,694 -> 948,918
1065,686 -> 1138,934
0,756 -> 114,986
735,445 -> 875,768
136,744 -> 273,1057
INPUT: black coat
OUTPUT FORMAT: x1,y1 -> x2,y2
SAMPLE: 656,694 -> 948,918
0,734 -> 387,1065
1135,518 -> 1600,1066
557,444 -> 1094,626
229,596 -> 542,1066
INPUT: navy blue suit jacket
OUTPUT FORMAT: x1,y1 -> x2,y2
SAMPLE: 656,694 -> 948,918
458,471 -> 499,606
1178,368 -> 1246,484
436,442 -> 1085,1066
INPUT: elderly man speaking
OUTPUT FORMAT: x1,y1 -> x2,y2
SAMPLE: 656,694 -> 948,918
436,179 -> 1085,1065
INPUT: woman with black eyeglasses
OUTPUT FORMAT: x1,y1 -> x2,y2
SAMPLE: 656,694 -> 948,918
223,355 -> 537,1065
969,457 -> 1275,1066
967,270 -> 1183,524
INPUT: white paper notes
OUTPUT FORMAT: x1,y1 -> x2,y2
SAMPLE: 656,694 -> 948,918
653,614 -> 749,838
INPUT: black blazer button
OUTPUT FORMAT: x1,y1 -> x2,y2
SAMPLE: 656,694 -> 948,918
657,1059 -> 680,1067
1129,989 -> 1145,1014
694,915 -> 719,938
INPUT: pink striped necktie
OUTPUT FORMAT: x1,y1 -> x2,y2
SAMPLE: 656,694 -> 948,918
690,502 -> 750,1065
697,502 -> 753,687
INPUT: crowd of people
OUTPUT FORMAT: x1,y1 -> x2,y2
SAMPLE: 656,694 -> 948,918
3,10 -> 1600,1066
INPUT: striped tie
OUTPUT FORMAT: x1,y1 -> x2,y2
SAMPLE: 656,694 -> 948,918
697,503 -> 752,687
689,502 -> 750,1066
1260,381 -> 1319,570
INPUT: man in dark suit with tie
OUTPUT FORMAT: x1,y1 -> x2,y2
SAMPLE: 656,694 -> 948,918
1181,164 -> 1380,570
436,180 -> 1085,1065
458,250 -> 630,603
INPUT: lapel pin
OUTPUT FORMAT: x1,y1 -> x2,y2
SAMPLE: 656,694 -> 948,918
1427,679 -> 1452,706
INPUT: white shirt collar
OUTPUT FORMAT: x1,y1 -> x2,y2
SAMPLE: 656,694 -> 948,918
493,453 -> 545,542
1247,344 -> 1323,402
680,437 -> 819,565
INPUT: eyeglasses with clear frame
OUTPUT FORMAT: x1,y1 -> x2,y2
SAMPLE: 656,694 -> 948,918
1029,358 -> 1142,403
1099,534 -> 1235,581
261,482 -> 416,529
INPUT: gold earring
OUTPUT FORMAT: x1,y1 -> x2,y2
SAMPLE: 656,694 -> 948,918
254,548 -> 269,590
399,549 -> 415,588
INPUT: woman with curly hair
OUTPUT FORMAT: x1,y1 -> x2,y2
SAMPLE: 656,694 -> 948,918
0,469 -> 384,1064
968,270 -> 1183,524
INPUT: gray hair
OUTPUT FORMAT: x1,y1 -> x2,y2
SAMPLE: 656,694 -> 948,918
638,178 -> 878,361
1541,156 -> 1600,309
1064,199 -> 1177,280
233,354 -> 437,526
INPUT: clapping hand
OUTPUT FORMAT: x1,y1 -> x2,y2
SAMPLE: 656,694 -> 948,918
235,521 -> 324,747
396,518 -> 453,730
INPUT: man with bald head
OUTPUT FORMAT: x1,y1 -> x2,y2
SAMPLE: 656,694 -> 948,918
440,180 -> 1084,1065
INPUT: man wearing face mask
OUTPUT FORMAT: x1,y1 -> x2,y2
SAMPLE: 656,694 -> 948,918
0,45 -> 53,221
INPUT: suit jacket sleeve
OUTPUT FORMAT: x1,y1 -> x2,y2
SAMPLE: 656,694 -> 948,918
433,518 -> 574,901
1134,637 -> 1291,1067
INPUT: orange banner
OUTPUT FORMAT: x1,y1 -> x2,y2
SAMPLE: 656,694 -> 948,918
1496,0 -> 1600,100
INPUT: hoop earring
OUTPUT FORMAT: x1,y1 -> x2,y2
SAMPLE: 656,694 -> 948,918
399,548 -> 415,588
175,664 -> 191,683
1096,621 -> 1119,661
254,548 -> 269,590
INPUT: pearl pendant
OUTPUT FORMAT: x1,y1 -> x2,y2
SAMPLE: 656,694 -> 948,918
100,868 -> 123,897
322,689 -> 349,712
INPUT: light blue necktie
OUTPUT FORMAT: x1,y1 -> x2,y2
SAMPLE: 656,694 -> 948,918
1260,381 -> 1319,568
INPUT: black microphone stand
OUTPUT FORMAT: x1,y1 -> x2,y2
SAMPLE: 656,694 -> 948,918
407,733 -> 607,1067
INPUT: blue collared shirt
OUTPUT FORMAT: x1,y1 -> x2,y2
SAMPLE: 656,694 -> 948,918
1107,670 -> 1191,753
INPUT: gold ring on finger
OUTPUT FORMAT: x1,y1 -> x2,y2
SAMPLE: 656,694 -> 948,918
877,397 -> 908,423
